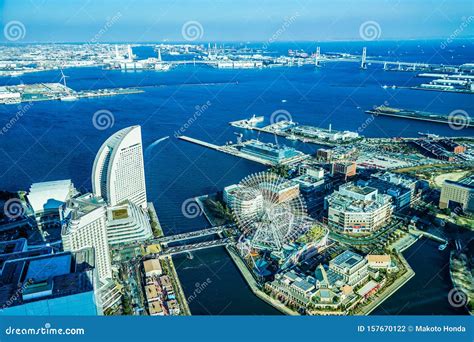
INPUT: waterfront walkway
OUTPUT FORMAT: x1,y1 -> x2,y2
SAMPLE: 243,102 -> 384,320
355,253 -> 415,315
226,246 -> 299,316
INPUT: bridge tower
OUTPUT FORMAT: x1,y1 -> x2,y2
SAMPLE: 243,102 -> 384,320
315,46 -> 321,67
360,47 -> 367,69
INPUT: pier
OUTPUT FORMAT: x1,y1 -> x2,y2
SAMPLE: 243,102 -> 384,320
178,135 -> 275,166
230,119 -> 361,146
366,107 -> 474,128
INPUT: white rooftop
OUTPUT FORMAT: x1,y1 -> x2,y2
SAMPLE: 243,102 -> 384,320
27,179 -> 76,213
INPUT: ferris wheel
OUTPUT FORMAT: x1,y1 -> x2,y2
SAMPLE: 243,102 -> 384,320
231,171 -> 311,252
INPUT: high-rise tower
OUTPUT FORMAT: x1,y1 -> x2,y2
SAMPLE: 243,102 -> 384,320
92,126 -> 147,209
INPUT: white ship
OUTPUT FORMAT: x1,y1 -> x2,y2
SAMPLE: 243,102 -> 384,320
247,114 -> 264,126
60,95 -> 78,101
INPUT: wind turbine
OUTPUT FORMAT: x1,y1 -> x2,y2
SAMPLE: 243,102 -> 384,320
59,69 -> 69,88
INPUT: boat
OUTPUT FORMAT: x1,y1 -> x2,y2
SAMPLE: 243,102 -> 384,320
418,132 -> 440,139
60,95 -> 78,101
246,114 -> 264,126
438,242 -> 448,251
286,134 -> 298,141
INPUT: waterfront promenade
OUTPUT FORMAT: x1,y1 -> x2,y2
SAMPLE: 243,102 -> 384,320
147,202 -> 191,315
226,246 -> 298,316
355,253 -> 415,315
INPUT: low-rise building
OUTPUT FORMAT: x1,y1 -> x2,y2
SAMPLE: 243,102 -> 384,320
27,179 -> 78,228
144,284 -> 160,303
148,301 -> 164,316
329,250 -> 369,287
223,184 -> 263,216
266,270 -> 316,307
298,164 -> 325,180
325,183 -> 393,234
331,161 -> 357,179
316,148 -> 333,161
143,259 -> 163,278
358,172 -> 418,210
259,179 -> 300,203
366,254 -> 391,269
439,176 -> 474,214
241,140 -> 305,165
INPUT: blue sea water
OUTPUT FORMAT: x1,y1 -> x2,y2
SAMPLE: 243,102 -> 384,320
0,40 -> 472,315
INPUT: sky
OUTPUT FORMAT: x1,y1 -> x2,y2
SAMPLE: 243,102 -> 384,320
0,0 -> 473,43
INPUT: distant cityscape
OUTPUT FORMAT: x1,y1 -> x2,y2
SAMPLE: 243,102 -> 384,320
0,40 -> 473,317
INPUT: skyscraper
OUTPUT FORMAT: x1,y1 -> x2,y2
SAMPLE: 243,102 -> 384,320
92,125 -> 147,209
61,193 -> 113,282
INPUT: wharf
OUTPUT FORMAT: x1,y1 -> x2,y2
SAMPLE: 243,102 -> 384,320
401,86 -> 474,95
230,120 -> 357,147
367,107 -> 474,127
178,135 -> 274,166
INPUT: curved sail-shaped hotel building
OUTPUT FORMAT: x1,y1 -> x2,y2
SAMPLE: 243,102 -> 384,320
92,125 -> 147,209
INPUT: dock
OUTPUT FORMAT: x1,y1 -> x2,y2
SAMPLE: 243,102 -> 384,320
367,106 -> 474,128
230,119 -> 360,146
178,135 -> 275,166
